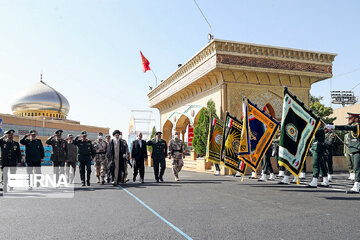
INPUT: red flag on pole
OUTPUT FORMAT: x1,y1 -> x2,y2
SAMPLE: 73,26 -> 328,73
140,51 -> 151,73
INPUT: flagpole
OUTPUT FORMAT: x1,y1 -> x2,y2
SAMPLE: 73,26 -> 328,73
151,69 -> 158,86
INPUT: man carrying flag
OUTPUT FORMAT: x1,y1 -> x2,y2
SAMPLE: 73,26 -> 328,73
278,87 -> 321,184
307,124 -> 329,188
326,113 -> 360,194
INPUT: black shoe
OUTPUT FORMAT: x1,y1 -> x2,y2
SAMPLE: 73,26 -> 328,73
306,185 -> 317,188
141,179 -> 144,184
133,177 -> 136,183
82,182 -> 86,187
156,179 -> 160,183
87,181 -> 90,186
159,177 -> 164,182
102,180 -> 105,185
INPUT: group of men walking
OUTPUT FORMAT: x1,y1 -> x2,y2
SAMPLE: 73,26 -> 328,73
0,128 -> 186,190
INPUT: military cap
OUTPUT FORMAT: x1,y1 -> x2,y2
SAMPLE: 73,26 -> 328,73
4,129 -> 15,134
29,129 -> 37,134
113,130 -> 121,136
55,129 -> 63,135
67,134 -> 73,138
346,112 -> 360,118
81,131 -> 87,135
156,131 -> 162,136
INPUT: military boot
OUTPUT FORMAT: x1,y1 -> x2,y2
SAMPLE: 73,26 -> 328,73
347,182 -> 360,194
327,174 -> 332,182
307,178 -> 318,188
101,176 -> 105,185
348,173 -> 355,181
249,172 -> 257,179
277,170 -> 285,178
320,176 -> 330,187
269,173 -> 275,181
258,171 -> 266,182
278,175 -> 290,185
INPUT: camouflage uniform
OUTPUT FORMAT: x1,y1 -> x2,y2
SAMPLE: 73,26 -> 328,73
168,138 -> 184,178
93,139 -> 107,183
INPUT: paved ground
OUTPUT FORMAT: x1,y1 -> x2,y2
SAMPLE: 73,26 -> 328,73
0,167 -> 359,240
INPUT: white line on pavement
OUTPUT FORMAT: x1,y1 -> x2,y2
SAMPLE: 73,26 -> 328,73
118,185 -> 193,240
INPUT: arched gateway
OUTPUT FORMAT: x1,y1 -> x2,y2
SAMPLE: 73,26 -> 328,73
147,39 -> 336,173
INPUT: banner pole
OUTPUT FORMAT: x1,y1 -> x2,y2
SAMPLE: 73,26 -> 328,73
151,69 -> 158,86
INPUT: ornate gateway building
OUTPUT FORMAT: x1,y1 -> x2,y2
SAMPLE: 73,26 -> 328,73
148,39 -> 336,145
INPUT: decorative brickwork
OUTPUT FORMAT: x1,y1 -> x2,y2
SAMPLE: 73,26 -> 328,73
217,54 -> 332,74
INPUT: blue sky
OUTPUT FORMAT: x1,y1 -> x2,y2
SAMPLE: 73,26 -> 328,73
1,0 -> 359,137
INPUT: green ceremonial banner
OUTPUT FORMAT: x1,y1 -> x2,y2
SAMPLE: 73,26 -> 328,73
222,113 -> 247,174
278,87 -> 321,177
205,116 -> 224,164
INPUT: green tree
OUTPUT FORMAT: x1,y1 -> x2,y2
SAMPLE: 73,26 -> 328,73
150,126 -> 156,139
310,95 -> 336,124
193,99 -> 218,156
147,126 -> 157,152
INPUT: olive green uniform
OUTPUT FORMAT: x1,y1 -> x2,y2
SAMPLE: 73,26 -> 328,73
324,132 -> 335,174
20,135 -> 44,167
74,137 -> 95,185
335,123 -> 360,182
46,136 -> 68,183
344,133 -> 354,173
0,137 -> 22,190
147,139 -> 167,181
311,126 -> 327,178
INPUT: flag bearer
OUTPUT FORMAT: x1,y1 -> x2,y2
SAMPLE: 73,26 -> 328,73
307,124 -> 329,188
326,113 -> 360,194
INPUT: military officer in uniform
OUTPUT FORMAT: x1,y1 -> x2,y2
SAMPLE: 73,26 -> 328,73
324,128 -> 336,182
20,130 -> 44,189
74,131 -> 94,186
307,124 -> 329,188
168,132 -> 185,181
93,135 -> 107,184
327,113 -> 360,193
46,129 -> 68,184
147,132 -> 167,182
0,130 -> 22,192
65,134 -> 77,184
344,133 -> 355,180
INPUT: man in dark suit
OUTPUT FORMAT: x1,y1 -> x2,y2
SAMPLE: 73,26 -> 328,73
131,132 -> 147,183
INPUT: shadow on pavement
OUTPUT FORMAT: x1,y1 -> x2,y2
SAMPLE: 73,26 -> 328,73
323,196 -> 360,200
280,189 -> 344,193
